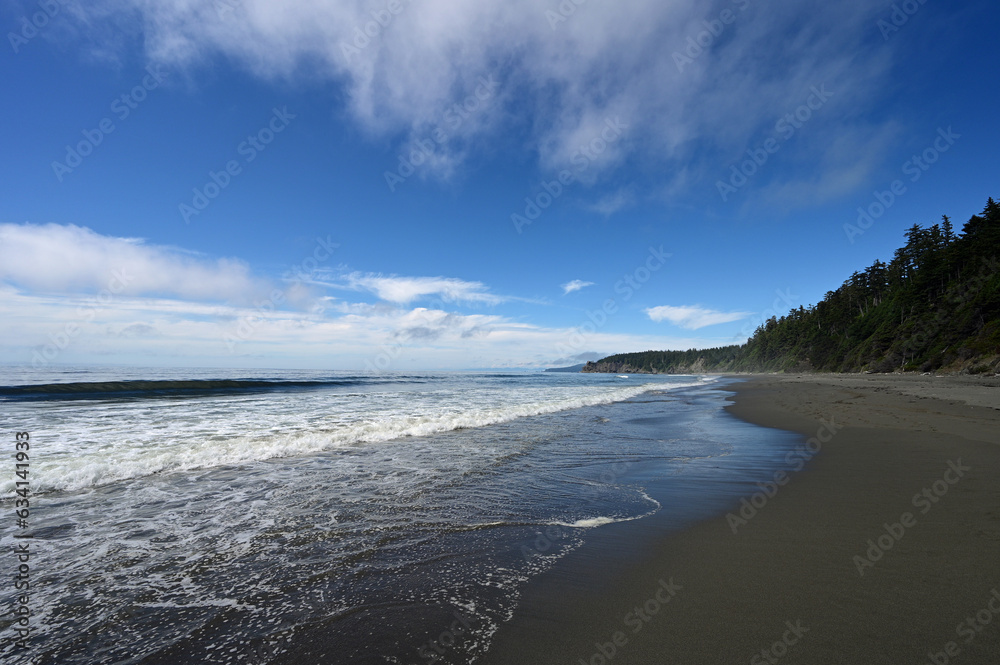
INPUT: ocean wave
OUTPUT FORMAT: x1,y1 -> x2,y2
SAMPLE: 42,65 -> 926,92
550,489 -> 662,528
2,381 -> 699,495
0,377 -> 427,401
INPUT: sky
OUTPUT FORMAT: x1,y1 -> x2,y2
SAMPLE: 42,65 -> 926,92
1,0 -> 998,371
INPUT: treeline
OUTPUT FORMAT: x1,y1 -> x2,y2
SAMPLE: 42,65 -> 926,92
582,346 -> 745,374
584,196 -> 1000,375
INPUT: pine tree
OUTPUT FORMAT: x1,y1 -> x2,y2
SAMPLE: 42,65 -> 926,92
941,215 -> 954,244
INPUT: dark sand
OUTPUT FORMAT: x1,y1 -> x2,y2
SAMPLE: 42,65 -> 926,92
479,374 -> 1000,664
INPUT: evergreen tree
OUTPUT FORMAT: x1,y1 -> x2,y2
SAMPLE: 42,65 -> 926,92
585,196 -> 1000,375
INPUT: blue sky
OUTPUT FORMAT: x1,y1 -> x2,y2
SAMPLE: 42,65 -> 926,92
1,0 -> 998,370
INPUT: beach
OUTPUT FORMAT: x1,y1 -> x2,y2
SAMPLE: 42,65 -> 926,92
2,369 -> 779,664
3,370 -> 998,664
479,373 -> 1000,664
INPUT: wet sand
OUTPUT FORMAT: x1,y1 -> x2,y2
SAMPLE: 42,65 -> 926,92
479,373 -> 1000,664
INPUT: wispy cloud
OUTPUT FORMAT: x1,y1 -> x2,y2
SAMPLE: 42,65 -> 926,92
587,187 -> 635,216
64,0 -> 893,193
0,224 -> 520,316
561,279 -> 594,295
0,224 -> 727,368
342,273 -> 504,305
645,305 -> 751,330
0,285 -> 731,369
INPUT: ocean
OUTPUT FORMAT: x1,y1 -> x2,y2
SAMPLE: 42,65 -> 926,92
0,367 -> 800,664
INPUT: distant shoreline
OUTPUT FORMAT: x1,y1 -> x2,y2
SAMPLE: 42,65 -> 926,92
581,363 -> 1000,378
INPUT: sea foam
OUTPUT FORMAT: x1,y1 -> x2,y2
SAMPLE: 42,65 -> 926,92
2,378 -> 709,495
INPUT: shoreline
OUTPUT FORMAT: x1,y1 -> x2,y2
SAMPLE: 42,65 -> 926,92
479,373 -> 1000,664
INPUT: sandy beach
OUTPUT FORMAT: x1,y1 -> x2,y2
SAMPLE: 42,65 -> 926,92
480,373 -> 1000,664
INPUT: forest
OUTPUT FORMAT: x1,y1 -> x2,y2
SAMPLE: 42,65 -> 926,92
583,197 -> 1000,375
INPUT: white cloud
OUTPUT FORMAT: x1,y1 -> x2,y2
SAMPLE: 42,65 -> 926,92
342,273 -> 504,305
0,223 -> 269,304
561,279 -> 594,295
588,187 -> 636,216
547,351 -> 603,366
0,285 -> 731,369
645,305 -> 751,329
0,225 -> 739,368
65,0 -> 892,188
